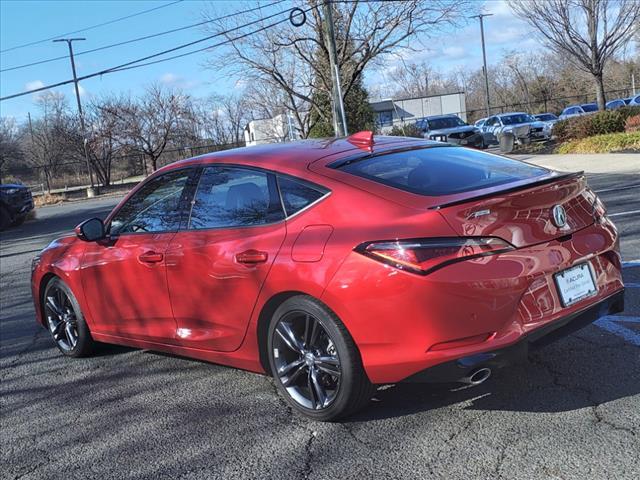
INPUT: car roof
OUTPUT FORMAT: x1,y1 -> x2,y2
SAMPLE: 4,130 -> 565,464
156,136 -> 440,177
424,114 -> 460,120
497,112 -> 528,117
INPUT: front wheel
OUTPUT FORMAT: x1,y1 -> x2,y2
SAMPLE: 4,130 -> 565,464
267,296 -> 375,421
43,278 -> 95,357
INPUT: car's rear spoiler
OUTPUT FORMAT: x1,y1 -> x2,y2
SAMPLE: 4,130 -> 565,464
429,171 -> 585,210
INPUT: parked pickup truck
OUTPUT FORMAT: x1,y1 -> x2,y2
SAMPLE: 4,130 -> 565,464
0,184 -> 34,231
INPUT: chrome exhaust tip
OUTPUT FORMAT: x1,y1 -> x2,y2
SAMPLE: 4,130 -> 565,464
461,367 -> 492,386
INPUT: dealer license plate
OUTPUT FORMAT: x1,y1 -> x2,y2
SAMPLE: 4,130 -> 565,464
554,263 -> 597,307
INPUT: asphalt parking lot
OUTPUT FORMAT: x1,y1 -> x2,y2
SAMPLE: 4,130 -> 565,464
1,158 -> 639,480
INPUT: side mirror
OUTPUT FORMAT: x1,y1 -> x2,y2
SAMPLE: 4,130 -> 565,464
75,218 -> 105,242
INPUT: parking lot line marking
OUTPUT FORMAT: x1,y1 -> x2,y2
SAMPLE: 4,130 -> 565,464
595,315 -> 640,346
624,283 -> 640,288
622,260 -> 640,268
594,183 -> 640,194
608,209 -> 640,218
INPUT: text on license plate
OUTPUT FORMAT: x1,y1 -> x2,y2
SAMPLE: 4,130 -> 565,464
554,263 -> 597,307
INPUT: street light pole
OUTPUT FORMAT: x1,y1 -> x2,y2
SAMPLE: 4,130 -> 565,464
322,0 -> 347,137
471,13 -> 493,117
53,38 -> 94,188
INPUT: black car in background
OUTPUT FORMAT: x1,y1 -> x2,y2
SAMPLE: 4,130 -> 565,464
0,184 -> 34,231
415,114 -> 485,148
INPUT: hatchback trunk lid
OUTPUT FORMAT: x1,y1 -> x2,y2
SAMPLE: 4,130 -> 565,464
436,173 -> 596,248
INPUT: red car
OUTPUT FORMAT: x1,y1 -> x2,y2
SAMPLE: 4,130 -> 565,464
31,133 -> 625,421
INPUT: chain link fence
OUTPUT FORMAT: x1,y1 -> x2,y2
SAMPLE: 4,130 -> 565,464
4,87 -> 637,197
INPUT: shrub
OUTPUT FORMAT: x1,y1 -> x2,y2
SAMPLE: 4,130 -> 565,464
625,114 -> 640,133
554,107 -> 640,142
556,132 -> 640,154
388,123 -> 423,138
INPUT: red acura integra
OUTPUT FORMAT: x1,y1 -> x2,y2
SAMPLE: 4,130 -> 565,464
31,133 -> 625,421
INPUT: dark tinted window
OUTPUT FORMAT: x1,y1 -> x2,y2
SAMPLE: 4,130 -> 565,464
581,103 -> 598,112
426,116 -> 466,130
110,169 -> 192,234
501,114 -> 535,125
278,176 -> 327,216
535,114 -> 557,121
336,147 -> 548,196
189,166 -> 284,229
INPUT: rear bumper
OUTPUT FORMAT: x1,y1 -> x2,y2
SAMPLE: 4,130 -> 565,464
322,220 -> 623,384
403,288 -> 624,383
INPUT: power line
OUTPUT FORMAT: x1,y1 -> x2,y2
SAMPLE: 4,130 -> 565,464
0,0 -> 184,54
0,0 -> 285,73
110,10 -> 308,73
0,5 -> 314,102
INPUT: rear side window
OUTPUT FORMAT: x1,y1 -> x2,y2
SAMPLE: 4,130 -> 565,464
188,166 -> 284,229
335,147 -> 548,196
277,176 -> 327,216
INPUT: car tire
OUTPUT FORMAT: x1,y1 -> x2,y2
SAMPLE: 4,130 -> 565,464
0,206 -> 10,231
267,295 -> 375,421
43,277 -> 95,357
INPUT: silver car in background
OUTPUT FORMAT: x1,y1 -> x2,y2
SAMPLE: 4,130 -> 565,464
416,114 -> 485,148
559,103 -> 598,120
533,113 -> 559,137
481,112 -> 549,146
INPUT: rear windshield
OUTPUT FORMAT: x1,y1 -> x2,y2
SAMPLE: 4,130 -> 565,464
501,114 -> 535,125
336,146 -> 548,196
426,116 -> 466,130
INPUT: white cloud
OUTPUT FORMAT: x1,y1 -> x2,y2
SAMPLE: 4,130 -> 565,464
66,83 -> 88,97
442,46 -> 466,59
25,80 -> 45,91
160,73 -> 180,84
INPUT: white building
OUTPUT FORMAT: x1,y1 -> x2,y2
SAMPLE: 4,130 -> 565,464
244,114 -> 297,147
243,92 -> 468,144
371,92 -> 467,133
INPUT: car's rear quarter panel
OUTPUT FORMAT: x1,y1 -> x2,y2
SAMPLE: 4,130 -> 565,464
322,216 -> 623,384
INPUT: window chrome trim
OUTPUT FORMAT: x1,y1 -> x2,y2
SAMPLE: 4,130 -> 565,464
107,162 -> 333,235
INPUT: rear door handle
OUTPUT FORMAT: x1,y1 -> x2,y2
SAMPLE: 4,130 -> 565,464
235,249 -> 268,265
138,251 -> 164,264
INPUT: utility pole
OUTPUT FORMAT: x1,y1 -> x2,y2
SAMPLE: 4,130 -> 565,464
53,38 -> 94,189
322,0 -> 347,137
471,13 -> 493,117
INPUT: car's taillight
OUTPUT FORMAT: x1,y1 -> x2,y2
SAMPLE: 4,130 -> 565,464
354,237 -> 514,275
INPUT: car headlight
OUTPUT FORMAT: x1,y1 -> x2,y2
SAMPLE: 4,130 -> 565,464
31,255 -> 41,273
4,188 -> 21,195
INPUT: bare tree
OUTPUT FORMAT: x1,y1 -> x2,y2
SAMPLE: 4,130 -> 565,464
107,84 -> 188,172
203,0 -> 472,137
0,118 -> 23,183
23,92 -> 71,192
509,0 -> 640,109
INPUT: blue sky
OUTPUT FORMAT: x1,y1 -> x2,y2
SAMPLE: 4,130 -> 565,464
0,0 -> 539,121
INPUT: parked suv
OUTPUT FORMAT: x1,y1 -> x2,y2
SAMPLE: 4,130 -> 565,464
415,114 -> 484,148
0,183 -> 34,230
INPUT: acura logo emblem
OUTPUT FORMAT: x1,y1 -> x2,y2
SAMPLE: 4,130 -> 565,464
552,205 -> 567,228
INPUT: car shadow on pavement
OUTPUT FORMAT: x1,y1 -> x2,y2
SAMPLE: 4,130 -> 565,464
349,327 -> 640,422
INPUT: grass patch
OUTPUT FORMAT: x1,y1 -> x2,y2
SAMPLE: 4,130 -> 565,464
34,193 -> 67,207
556,132 -> 640,154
